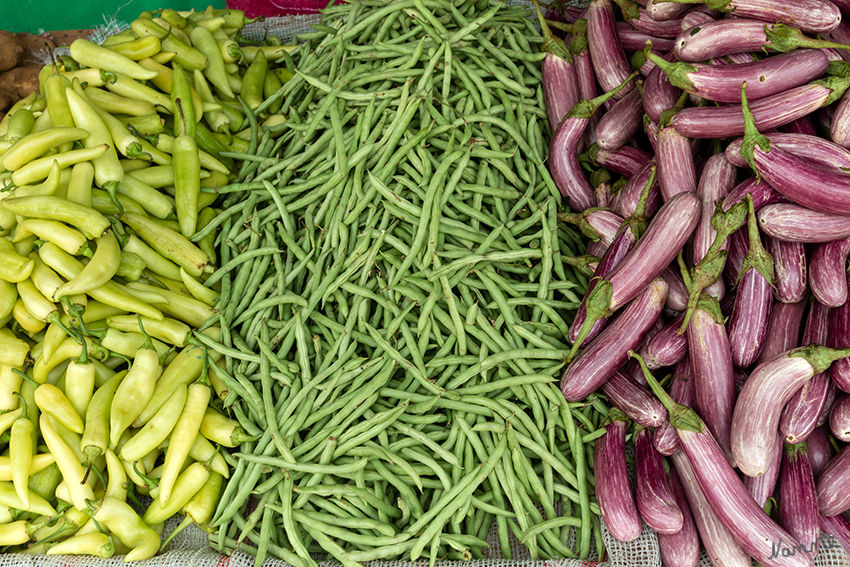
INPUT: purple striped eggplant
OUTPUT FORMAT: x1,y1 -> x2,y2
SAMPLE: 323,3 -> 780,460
743,434 -> 783,509
641,311 -> 689,369
731,345 -> 850,478
591,169 -> 614,209
566,191 -> 700,360
550,73 -> 639,211
616,21 -> 678,51
807,425 -> 835,478
658,467 -> 701,567
596,87 -> 645,150
636,355 -> 817,567
584,144 -> 652,177
595,409 -> 642,542
643,51 -> 684,123
828,282 -> 850,392
783,116 -> 819,136
586,239 -> 609,259
831,78 -> 850,147
644,115 -> 659,153
573,26 -> 597,102
721,176 -> 789,213
602,369 -> 668,427
630,7 -> 687,37
688,294 -> 736,465
562,5 -> 587,22
781,376 -> 836,445
757,203 -> 850,243
672,78 -> 850,139
648,0 -> 692,21
707,0 -> 840,33
559,207 -> 626,250
653,358 -> 694,456
561,277 -> 668,401
809,237 -> 850,307
816,443 -> 850,515
780,300 -> 831,444
779,443 -> 821,560
679,7 -> 717,30
588,0 -> 637,98
662,265 -> 689,312
727,194 -> 774,368
757,299 -> 806,366
694,154 -> 737,267
735,80 -> 850,217
626,314 -> 669,386
611,158 -> 662,218
818,380 -> 839,427
569,201 -> 650,347
829,394 -> 850,441
669,450 -> 752,567
648,49 -> 829,104
766,237 -> 807,304
533,0 -> 581,135
635,426 -> 684,534
725,132 -> 850,172
656,114 -> 698,202
675,19 -> 849,62
717,51 -> 759,65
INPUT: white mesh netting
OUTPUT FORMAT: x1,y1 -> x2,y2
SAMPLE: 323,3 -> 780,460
12,9 -> 850,567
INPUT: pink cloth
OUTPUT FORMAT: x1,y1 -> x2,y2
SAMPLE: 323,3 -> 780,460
227,0 -> 331,17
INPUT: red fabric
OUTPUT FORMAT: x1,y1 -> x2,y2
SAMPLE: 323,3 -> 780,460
227,0 -> 331,17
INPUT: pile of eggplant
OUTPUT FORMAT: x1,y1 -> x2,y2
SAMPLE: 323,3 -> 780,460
538,0 -> 850,564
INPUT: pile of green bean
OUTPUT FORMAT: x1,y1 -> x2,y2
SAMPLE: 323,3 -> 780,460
196,0 -> 609,565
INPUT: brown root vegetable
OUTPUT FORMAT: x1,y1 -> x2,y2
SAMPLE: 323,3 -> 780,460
17,33 -> 56,66
0,66 -> 41,98
0,87 -> 17,114
0,31 -> 24,73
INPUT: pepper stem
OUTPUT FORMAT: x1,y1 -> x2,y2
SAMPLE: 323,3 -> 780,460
12,369 -> 38,389
135,315 -> 155,352
159,516 -> 193,552
12,392 -> 27,418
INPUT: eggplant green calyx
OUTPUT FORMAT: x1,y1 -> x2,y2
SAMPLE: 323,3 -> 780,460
629,351 -> 704,433
791,344 -> 850,375
566,279 -> 613,362
566,71 -> 640,119
644,48 -> 698,92
739,82 -> 771,175
738,192 -> 774,287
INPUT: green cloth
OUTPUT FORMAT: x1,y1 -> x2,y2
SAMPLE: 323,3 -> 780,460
5,0 -> 227,33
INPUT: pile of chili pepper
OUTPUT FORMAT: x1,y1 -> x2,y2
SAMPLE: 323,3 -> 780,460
196,0 -> 609,565
0,6 -> 301,560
